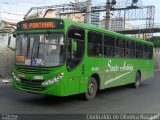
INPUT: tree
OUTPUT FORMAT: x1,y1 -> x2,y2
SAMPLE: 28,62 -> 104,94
146,36 -> 160,48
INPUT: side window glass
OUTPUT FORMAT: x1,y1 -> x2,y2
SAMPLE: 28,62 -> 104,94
104,35 -> 115,57
143,44 -> 148,59
115,38 -> 126,57
136,42 -> 143,58
149,45 -> 153,59
127,41 -> 135,58
88,31 -> 103,57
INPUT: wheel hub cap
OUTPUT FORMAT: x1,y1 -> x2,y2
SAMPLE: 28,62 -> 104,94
88,83 -> 95,95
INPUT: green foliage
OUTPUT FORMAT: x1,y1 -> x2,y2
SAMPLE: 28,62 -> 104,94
146,36 -> 160,48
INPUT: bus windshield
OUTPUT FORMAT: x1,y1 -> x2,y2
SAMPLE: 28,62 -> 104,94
16,33 -> 65,67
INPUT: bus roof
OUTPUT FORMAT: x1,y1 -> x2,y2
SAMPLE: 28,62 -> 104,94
19,18 -> 153,46
62,18 -> 153,46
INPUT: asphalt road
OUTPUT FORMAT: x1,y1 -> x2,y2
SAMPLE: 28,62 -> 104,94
0,71 -> 160,114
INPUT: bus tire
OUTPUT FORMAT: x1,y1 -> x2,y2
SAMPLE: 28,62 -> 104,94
82,77 -> 97,101
133,72 -> 141,88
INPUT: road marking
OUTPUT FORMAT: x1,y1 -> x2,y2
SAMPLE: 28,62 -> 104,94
148,114 -> 160,120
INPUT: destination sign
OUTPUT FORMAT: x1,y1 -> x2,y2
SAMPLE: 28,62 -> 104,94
17,19 -> 64,30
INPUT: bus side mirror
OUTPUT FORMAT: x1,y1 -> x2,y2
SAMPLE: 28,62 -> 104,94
8,35 -> 16,51
13,33 -> 17,38
71,39 -> 77,53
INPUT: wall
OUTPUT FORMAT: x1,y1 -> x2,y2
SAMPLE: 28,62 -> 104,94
154,48 -> 160,69
0,33 -> 15,79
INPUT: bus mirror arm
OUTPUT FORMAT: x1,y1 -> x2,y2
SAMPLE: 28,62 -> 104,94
8,36 -> 16,51
13,33 -> 17,38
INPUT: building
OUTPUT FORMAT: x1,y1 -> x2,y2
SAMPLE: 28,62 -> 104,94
0,20 -> 16,34
110,17 -> 124,31
100,19 -> 107,29
84,12 -> 100,27
0,20 -> 17,79
100,17 -> 132,31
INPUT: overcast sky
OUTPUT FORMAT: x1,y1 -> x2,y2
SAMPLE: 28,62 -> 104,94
0,0 -> 159,27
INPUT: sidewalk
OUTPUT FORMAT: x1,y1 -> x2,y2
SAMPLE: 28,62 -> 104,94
154,69 -> 160,72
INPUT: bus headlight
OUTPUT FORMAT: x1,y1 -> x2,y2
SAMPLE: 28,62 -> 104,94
16,77 -> 20,82
41,73 -> 64,87
12,72 -> 16,79
12,72 -> 21,82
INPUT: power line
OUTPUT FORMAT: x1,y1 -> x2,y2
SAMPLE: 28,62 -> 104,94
1,11 -> 25,16
2,18 -> 21,22
0,1 -> 42,7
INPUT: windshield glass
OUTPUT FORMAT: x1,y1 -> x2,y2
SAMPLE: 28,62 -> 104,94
16,33 -> 65,67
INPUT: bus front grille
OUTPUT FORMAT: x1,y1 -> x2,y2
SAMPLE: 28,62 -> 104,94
19,78 -> 45,91
16,68 -> 51,74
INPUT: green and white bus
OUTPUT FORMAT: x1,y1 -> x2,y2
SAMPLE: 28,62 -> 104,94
8,18 -> 154,100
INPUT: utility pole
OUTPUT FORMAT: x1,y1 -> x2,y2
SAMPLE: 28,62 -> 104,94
105,0 -> 111,29
86,0 -> 91,25
75,0 -> 79,3
75,0 -> 79,7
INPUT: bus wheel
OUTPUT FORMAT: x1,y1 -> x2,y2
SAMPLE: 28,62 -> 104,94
83,77 -> 97,101
133,72 -> 141,88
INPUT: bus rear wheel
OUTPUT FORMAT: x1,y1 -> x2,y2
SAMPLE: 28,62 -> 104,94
83,77 -> 97,101
133,72 -> 141,88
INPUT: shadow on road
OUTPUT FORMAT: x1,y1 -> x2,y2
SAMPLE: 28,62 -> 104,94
17,94 -> 83,106
98,82 -> 149,96
15,82 -> 150,106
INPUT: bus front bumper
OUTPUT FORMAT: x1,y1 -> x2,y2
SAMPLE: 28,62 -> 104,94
12,80 -> 67,96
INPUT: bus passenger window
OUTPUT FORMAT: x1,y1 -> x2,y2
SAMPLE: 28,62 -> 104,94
149,45 -> 153,59
88,31 -> 103,57
136,42 -> 143,59
104,35 -> 115,57
127,40 -> 135,58
143,44 -> 148,59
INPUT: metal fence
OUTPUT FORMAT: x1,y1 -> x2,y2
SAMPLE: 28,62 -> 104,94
115,23 -> 160,31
